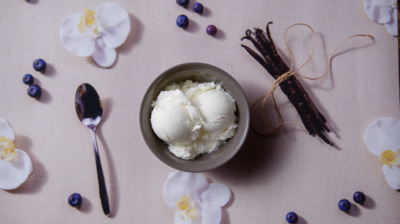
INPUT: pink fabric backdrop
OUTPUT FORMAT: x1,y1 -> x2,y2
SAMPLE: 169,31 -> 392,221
0,0 -> 398,223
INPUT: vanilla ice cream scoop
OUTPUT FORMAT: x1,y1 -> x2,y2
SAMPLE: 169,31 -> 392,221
150,89 -> 201,145
192,89 -> 236,134
150,80 -> 237,160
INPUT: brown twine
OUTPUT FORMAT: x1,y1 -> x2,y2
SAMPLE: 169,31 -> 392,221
251,23 -> 374,136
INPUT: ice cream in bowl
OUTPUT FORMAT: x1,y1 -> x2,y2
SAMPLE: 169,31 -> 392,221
140,63 -> 250,172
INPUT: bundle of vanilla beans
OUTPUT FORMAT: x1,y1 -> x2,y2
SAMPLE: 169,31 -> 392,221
241,22 -> 333,146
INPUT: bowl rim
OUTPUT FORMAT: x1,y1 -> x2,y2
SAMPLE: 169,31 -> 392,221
140,62 -> 250,172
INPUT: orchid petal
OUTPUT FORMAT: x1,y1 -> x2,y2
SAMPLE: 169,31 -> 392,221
96,2 -> 130,48
0,118 -> 15,140
364,117 -> 400,156
60,13 -> 96,57
364,0 -> 394,23
201,183 -> 231,207
174,211 -> 194,224
0,149 -> 33,190
92,38 -> 116,67
382,165 -> 400,190
384,10 -> 398,36
163,171 -> 208,207
200,203 -> 222,224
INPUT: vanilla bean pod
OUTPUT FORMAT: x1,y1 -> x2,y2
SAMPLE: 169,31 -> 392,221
241,22 -> 333,146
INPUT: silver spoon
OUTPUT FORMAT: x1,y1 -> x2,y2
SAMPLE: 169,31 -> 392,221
75,83 -> 111,216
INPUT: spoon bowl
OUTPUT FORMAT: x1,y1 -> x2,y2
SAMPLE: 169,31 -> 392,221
75,83 -> 111,216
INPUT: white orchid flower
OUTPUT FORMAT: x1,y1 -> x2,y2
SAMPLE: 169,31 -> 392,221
364,117 -> 400,190
0,118 -> 33,190
364,0 -> 398,36
163,171 -> 231,224
59,3 -> 130,67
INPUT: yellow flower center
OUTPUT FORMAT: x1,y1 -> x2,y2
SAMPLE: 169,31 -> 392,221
77,8 -> 99,34
176,195 -> 200,221
380,150 -> 400,167
0,136 -> 15,162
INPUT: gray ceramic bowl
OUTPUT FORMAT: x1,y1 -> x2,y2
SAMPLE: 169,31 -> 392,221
140,63 -> 250,172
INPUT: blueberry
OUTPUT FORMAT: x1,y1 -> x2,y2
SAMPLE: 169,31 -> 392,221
193,3 -> 203,14
68,193 -> 82,208
27,84 -> 42,99
22,74 -> 34,85
206,25 -> 217,35
176,15 -> 189,29
285,211 -> 298,223
338,199 -> 351,212
176,0 -> 189,7
33,58 -> 46,73
353,191 -> 366,204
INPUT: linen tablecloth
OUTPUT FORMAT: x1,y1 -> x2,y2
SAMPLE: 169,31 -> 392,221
0,0 -> 398,223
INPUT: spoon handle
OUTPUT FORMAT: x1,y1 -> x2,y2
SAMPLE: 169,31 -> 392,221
90,129 -> 111,216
